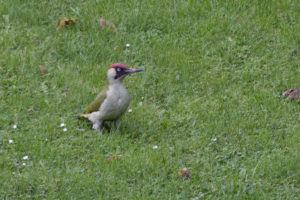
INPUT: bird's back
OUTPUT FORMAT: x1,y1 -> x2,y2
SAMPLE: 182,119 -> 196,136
86,86 -> 108,113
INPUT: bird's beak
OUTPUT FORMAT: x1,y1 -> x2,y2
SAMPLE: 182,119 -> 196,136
124,68 -> 143,74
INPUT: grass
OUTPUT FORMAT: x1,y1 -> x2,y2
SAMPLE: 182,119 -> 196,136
0,0 -> 299,199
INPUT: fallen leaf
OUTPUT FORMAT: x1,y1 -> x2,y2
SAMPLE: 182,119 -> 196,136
178,167 -> 190,180
57,17 -> 79,28
282,88 -> 300,101
114,46 -> 121,51
105,154 -> 124,163
64,87 -> 69,98
98,18 -> 116,30
291,50 -> 298,56
27,107 -> 35,116
38,65 -> 48,74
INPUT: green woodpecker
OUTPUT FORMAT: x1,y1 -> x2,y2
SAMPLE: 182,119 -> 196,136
80,63 -> 143,132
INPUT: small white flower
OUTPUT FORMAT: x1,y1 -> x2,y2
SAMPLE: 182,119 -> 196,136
128,109 -> 132,113
126,43 -> 130,48
138,102 -> 143,106
23,156 -> 29,160
13,124 -> 17,129
141,96 -> 144,100
153,145 -> 158,149
8,139 -> 13,144
22,162 -> 26,166
228,37 -> 233,42
212,137 -> 217,142
60,123 -> 65,127
63,128 -> 67,132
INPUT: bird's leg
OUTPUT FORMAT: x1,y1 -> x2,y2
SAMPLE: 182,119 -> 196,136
92,121 -> 103,132
88,112 -> 103,132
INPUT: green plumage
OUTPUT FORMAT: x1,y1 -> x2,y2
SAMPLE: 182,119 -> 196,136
77,64 -> 143,131
86,87 -> 108,113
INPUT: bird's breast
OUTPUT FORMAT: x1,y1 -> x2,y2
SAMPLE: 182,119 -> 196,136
99,84 -> 130,120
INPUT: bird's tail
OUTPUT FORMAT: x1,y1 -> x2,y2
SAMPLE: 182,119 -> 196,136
76,113 -> 89,119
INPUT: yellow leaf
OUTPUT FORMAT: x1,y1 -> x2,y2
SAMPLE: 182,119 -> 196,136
57,17 -> 79,28
70,17 -> 79,22
57,17 -> 67,28
178,167 -> 190,180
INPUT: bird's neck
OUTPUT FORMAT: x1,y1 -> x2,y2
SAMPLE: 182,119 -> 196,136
108,79 -> 127,96
108,78 -> 125,88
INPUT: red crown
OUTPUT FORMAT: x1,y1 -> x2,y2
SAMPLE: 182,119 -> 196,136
108,63 -> 128,70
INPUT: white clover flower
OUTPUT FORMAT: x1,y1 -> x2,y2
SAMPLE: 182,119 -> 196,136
8,139 -> 13,144
60,123 -> 65,127
23,156 -> 29,160
13,124 -> 17,129
22,162 -> 26,166
138,102 -> 143,106
153,145 -> 158,149
63,128 -> 67,132
128,109 -> 132,113
212,137 -> 217,142
126,43 -> 130,48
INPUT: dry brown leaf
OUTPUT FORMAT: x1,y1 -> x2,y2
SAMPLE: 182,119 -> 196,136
99,18 -> 116,30
38,65 -> 48,74
178,167 -> 190,180
57,17 -> 79,28
105,154 -> 124,163
64,87 -> 69,98
27,106 -> 35,116
282,88 -> 300,101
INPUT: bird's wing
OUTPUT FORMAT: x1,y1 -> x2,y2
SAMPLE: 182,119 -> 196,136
86,87 -> 108,113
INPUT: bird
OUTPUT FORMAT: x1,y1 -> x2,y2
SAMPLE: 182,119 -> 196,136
79,63 -> 143,132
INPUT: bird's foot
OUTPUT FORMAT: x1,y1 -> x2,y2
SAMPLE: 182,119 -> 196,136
92,122 -> 102,133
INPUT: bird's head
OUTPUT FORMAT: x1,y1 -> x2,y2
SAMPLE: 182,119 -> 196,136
107,63 -> 143,83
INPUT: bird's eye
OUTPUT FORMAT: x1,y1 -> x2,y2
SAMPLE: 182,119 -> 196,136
117,68 -> 121,72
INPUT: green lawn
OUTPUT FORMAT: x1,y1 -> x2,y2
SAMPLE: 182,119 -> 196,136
1,0 -> 299,199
